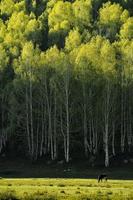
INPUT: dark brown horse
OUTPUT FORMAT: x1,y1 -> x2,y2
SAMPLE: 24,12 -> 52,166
98,174 -> 107,182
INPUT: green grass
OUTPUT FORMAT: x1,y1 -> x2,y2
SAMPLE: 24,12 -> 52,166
0,178 -> 132,199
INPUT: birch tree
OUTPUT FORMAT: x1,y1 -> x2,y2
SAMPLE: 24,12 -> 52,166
100,38 -> 116,167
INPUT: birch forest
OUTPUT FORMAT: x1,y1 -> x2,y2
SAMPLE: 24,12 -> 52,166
0,0 -> 133,167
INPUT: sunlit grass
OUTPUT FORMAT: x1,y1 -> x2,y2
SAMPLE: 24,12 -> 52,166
0,178 -> 132,199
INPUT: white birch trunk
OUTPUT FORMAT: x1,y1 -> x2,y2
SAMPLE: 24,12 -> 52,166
112,122 -> 115,156
40,100 -> 44,157
65,82 -> 69,163
83,83 -> 88,157
53,90 -> 57,160
104,81 -> 110,167
29,68 -> 34,158
60,106 -> 67,161
26,85 -> 31,155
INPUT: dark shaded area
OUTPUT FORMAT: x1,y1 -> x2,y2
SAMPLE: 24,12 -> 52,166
0,158 -> 133,180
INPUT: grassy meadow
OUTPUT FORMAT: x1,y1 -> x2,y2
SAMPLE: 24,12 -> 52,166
0,178 -> 132,200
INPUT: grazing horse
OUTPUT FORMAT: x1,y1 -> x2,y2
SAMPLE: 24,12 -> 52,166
98,174 -> 107,182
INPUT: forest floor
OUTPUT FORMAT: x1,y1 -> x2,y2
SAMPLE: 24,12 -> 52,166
0,158 -> 133,180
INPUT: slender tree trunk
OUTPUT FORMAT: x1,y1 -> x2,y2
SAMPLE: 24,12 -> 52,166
127,88 -> 132,152
104,123 -> 109,167
83,83 -> 89,157
29,71 -> 34,158
121,70 -> 126,153
44,74 -> 53,159
92,119 -> 97,154
104,80 -> 110,167
26,85 -> 31,155
40,99 -> 44,157
66,82 -> 69,163
44,118 -> 48,155
35,120 -> 39,160
60,106 -> 67,161
53,90 -> 57,160
112,122 -> 115,156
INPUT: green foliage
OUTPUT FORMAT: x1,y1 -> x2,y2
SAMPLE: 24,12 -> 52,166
0,0 -> 15,16
99,2 -> 126,25
0,45 -> 9,70
120,17 -> 133,39
48,1 -> 73,32
65,28 -> 82,51
48,1 -> 73,47
98,2 -> 129,40
73,0 -> 92,29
